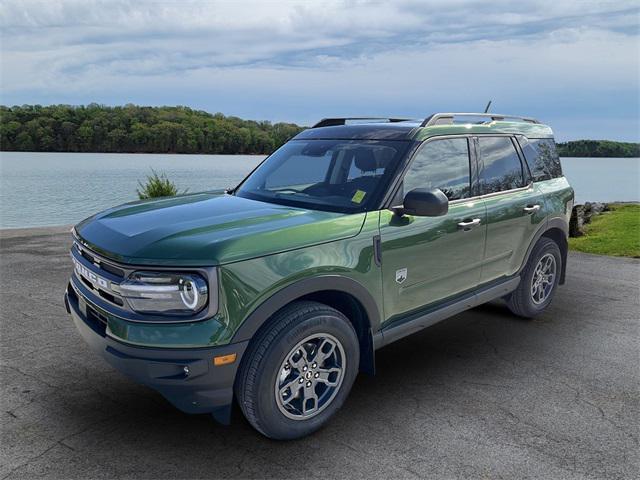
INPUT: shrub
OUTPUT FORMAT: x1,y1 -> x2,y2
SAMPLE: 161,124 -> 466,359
136,169 -> 186,199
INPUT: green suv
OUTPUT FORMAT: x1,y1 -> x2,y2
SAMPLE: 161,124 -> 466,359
64,112 -> 574,439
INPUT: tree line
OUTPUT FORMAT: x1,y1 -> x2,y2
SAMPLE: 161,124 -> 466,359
1,105 -> 637,158
556,140 -> 639,158
0,104 -> 305,154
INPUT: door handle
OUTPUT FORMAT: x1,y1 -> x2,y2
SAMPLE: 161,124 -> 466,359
523,204 -> 541,214
457,218 -> 481,230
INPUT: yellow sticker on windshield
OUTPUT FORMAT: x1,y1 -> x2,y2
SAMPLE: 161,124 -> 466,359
352,190 -> 366,204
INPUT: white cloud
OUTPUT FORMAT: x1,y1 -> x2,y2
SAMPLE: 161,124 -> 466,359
0,0 -> 638,139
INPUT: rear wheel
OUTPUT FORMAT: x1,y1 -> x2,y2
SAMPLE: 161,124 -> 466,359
235,301 -> 359,440
507,237 -> 562,318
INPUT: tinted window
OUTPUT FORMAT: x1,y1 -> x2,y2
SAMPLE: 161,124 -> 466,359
478,137 -> 525,194
403,138 -> 471,201
236,139 -> 407,213
518,137 -> 562,181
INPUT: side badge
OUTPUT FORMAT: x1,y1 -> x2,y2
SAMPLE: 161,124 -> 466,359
395,268 -> 407,284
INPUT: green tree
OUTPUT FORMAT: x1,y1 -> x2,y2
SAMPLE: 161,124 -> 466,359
0,104 -> 307,154
557,140 -> 640,158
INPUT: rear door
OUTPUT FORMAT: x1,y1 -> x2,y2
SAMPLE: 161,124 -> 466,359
476,135 -> 547,283
379,136 -> 486,326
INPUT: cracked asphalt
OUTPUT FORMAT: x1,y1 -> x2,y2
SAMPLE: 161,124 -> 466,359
1,227 -> 638,479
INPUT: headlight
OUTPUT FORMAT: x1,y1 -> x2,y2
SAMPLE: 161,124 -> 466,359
118,272 -> 208,315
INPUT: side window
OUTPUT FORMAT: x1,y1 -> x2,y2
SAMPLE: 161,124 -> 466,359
478,137 -> 525,194
518,137 -> 562,181
403,138 -> 471,201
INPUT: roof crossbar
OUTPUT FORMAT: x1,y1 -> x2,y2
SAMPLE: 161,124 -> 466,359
420,112 -> 539,127
312,117 -> 412,128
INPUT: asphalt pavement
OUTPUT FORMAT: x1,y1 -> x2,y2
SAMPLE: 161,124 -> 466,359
1,227 -> 638,479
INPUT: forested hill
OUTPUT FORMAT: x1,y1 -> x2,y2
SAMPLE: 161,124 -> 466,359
0,104 -> 305,154
556,140 -> 639,158
1,104 -> 638,157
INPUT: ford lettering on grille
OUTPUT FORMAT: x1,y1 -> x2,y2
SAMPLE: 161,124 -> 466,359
73,258 -> 112,292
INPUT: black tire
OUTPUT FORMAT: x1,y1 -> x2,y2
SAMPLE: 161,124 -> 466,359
507,237 -> 562,318
235,301 -> 359,440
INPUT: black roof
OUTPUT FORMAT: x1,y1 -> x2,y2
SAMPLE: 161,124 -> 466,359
293,121 -> 421,141
293,113 -> 548,141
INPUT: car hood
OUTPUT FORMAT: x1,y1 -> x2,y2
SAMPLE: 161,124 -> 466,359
75,192 -> 366,266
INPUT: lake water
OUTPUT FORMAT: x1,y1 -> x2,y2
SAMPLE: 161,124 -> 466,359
0,152 -> 638,229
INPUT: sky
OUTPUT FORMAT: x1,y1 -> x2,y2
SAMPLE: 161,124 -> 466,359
1,0 -> 639,141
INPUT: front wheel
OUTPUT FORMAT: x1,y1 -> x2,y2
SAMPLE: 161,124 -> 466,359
507,237 -> 562,318
235,301 -> 359,440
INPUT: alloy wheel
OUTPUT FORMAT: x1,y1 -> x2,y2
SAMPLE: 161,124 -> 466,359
274,333 -> 346,420
530,253 -> 556,305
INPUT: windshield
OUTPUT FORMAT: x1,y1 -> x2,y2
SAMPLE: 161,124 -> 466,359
236,139 -> 408,213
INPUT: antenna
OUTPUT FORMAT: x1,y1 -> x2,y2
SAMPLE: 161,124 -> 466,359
483,100 -> 492,113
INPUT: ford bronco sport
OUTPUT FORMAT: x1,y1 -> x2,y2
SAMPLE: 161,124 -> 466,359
65,112 -> 574,439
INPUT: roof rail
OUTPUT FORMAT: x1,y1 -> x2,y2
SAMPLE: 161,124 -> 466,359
312,117 -> 412,128
420,112 -> 539,127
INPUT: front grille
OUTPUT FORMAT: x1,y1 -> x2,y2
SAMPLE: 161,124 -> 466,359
98,289 -> 123,306
72,242 -> 126,308
101,262 -> 125,278
79,247 -> 95,263
78,246 -> 125,277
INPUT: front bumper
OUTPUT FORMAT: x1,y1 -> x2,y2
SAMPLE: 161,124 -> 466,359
64,283 -> 248,422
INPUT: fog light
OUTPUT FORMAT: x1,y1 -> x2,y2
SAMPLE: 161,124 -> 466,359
183,365 -> 190,376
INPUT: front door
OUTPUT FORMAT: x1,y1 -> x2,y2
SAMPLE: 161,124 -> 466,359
379,136 -> 487,326
474,136 -> 547,283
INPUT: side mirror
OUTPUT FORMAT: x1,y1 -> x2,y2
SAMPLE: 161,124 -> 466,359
396,188 -> 449,217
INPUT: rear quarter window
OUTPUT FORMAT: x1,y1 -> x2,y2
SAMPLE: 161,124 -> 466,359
477,136 -> 525,194
518,137 -> 563,182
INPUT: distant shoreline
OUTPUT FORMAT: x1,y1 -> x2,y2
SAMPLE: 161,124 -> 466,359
556,140 -> 639,158
2,104 -> 639,157
1,104 -> 303,156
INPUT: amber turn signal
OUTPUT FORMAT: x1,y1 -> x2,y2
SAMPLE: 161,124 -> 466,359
213,353 -> 237,366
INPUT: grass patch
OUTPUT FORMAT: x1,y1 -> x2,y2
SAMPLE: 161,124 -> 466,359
569,203 -> 640,258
